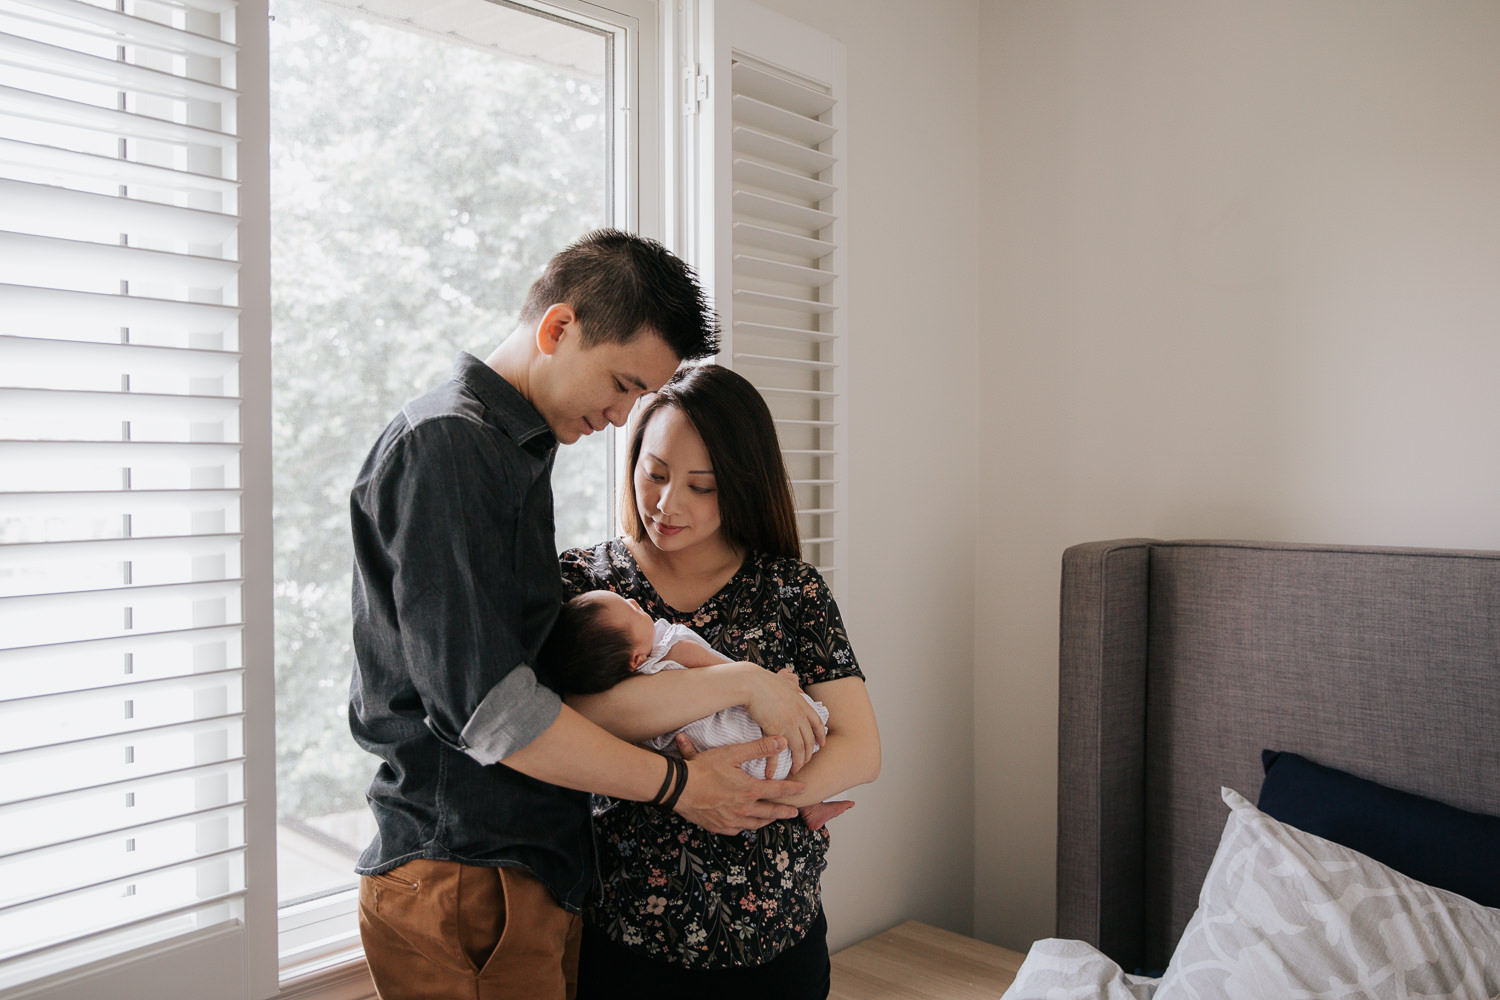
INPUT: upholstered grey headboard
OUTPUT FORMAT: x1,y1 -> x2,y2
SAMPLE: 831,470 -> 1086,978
1056,538 -> 1500,973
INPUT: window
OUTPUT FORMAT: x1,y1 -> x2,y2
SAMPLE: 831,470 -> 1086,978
266,0 -> 633,978
0,0 -> 841,994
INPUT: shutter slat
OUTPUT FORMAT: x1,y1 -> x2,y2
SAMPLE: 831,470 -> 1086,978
0,488 -> 240,520
0,666 -> 241,712
0,136 -> 239,195
0,758 -> 243,818
8,0 -> 239,59
0,626 -> 243,705
731,124 -> 835,173
0,387 -> 239,423
0,712 -> 244,764
732,157 -> 835,202
758,386 -> 837,400
0,30 -> 237,104
0,677 -> 245,754
0,440 -> 241,463
2,801 -> 244,864
732,287 -> 836,315
732,320 -> 835,344
731,252 -> 836,287
732,352 -> 837,372
731,92 -> 834,145
732,221 -> 834,260
0,283 -> 240,333
0,178 -> 240,244
0,234 -> 241,292
0,532 -> 240,570
0,335 -> 241,381
0,84 -> 239,149
731,189 -> 835,232
730,60 -> 833,117
0,579 -> 243,649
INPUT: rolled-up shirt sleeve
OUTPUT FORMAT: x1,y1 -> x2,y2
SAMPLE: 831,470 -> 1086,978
454,666 -> 559,765
361,412 -> 563,765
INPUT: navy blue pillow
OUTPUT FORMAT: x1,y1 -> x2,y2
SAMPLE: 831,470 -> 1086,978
1258,749 -> 1500,909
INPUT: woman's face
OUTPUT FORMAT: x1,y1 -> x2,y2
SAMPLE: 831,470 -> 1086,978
632,404 -> 723,554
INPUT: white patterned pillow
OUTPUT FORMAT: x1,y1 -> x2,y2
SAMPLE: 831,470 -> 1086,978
1154,787 -> 1500,1000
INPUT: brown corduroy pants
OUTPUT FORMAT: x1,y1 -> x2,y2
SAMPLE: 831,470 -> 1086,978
358,859 -> 582,1000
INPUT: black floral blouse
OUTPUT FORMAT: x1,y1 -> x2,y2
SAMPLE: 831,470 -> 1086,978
558,539 -> 864,969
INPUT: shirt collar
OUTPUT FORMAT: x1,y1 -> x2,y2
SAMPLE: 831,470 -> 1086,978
450,352 -> 557,455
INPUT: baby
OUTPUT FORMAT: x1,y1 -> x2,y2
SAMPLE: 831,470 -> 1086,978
540,590 -> 851,829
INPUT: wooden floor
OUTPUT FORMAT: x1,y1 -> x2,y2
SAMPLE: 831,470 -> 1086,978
829,920 -> 1024,999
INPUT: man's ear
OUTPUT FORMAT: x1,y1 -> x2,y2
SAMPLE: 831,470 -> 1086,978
534,303 -> 576,357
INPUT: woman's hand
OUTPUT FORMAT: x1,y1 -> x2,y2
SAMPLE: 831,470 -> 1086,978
740,664 -> 826,774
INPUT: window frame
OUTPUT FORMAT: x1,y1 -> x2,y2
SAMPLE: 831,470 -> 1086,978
252,0 -> 667,993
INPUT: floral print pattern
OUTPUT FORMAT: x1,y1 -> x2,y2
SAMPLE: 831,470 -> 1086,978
558,540 -> 864,968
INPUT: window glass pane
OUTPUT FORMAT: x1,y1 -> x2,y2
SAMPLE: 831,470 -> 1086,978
269,0 -> 609,908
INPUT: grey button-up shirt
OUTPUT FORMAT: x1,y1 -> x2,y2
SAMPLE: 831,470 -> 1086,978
348,353 -> 592,910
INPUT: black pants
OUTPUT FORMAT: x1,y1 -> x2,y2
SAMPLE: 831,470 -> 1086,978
575,910 -> 830,1000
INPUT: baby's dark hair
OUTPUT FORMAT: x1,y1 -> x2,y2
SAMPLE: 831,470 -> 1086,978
537,593 -> 638,695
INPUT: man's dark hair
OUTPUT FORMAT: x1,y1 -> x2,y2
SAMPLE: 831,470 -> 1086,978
520,229 -> 720,361
536,593 -> 638,695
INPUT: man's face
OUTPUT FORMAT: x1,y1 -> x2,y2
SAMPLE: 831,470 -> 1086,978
536,324 -> 680,445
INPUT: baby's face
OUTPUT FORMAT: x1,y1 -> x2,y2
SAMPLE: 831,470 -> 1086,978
593,591 -> 657,657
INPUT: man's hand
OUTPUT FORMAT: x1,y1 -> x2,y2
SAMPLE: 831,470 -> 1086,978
740,665 -> 826,774
671,734 -> 806,835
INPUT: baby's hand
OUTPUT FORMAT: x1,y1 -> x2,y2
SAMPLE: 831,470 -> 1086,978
798,800 -> 855,831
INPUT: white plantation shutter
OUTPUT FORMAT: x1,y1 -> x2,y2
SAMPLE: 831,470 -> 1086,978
690,0 -> 847,595
0,0 -> 256,992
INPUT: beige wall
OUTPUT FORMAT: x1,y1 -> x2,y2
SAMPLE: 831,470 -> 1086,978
747,0 -> 984,951
976,0 -> 1500,951
749,0 -> 1500,958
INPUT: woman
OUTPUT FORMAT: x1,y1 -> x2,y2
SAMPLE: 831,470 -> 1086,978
560,364 -> 881,999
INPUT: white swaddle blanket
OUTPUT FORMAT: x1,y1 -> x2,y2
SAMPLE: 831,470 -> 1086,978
639,621 -> 828,780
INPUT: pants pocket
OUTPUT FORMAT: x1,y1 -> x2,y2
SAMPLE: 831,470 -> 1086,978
360,859 -> 470,976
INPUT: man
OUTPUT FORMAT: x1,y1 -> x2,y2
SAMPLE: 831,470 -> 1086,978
348,230 -> 818,999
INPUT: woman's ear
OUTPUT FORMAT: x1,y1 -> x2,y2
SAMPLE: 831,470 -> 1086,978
534,303 -> 576,356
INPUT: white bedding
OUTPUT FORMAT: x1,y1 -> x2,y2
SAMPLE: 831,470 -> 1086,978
1004,938 -> 1158,999
1005,789 -> 1500,1000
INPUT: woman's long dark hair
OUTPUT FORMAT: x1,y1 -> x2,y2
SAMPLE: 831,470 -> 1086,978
621,364 -> 800,559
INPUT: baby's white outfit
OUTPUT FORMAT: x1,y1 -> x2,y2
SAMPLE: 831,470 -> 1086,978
640,620 -> 828,781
